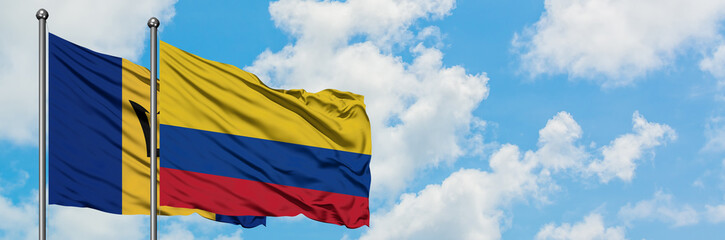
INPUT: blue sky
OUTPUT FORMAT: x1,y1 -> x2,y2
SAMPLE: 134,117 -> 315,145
2,0 -> 725,239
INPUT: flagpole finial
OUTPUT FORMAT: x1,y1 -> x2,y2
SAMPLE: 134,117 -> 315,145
36,9 -> 48,20
148,17 -> 159,28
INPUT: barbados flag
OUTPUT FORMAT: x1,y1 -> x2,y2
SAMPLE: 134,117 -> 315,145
159,42 -> 372,228
47,33 -> 265,227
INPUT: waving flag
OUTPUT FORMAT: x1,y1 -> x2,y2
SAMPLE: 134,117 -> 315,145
159,41 -> 372,228
47,33 -> 265,227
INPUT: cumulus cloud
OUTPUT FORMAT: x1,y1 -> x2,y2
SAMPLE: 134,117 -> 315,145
701,44 -> 725,83
360,111 -> 672,239
213,229 -> 245,240
159,214 -> 248,240
0,188 -> 148,240
266,0 -> 454,50
528,111 -> 676,184
359,145 -> 540,240
359,112 -> 582,240
49,206 -> 146,240
705,204 -> 725,223
248,0 -> 488,197
535,213 -> 627,240
514,0 -> 725,87
0,191 -> 36,240
528,111 -> 587,172
618,191 -> 699,227
586,112 -> 676,183
0,0 -> 177,145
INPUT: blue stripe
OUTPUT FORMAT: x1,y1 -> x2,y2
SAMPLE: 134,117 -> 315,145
160,124 -> 371,198
48,33 -> 123,214
215,214 -> 266,228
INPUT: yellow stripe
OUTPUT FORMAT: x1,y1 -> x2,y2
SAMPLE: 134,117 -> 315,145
120,59 -> 215,219
159,41 -> 371,155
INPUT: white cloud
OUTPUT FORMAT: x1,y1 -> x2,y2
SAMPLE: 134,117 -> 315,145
705,204 -> 725,223
514,0 -> 725,87
359,112 -> 582,240
0,190 -> 36,240
618,190 -> 699,227
701,43 -> 725,83
213,229 -> 244,240
703,117 -> 725,152
529,111 -> 587,172
0,0 -> 177,145
535,213 -> 627,240
266,0 -> 454,51
0,188 -> 147,240
249,0 -> 488,197
49,206 -> 146,240
531,111 -> 675,184
360,111 -> 674,239
159,214 -> 248,240
160,226 -> 194,240
359,145 -> 540,240
159,217 -> 196,240
586,111 -> 676,183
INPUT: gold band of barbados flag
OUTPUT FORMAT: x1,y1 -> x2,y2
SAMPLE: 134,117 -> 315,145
159,41 -> 372,228
47,33 -> 264,227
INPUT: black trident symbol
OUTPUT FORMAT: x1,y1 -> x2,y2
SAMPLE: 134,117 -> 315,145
129,100 -> 160,157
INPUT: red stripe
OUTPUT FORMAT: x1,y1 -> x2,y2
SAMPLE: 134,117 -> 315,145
160,167 -> 369,228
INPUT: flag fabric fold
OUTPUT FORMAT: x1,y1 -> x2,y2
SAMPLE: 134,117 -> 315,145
159,41 -> 372,228
48,33 -> 265,228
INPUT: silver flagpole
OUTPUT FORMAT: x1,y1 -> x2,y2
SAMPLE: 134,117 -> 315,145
147,17 -> 159,240
36,8 -> 48,240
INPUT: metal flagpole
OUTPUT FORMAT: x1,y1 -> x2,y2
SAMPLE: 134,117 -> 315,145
36,8 -> 48,240
147,17 -> 159,240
